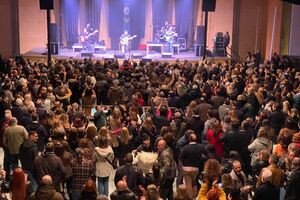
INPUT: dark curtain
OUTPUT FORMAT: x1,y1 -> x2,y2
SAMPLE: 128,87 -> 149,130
175,0 -> 194,46
129,0 -> 146,49
152,0 -> 169,30
108,0 -> 124,50
61,0 -> 80,48
85,0 -> 102,43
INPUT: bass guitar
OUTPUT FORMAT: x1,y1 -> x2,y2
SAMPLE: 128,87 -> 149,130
80,30 -> 99,43
120,35 -> 137,45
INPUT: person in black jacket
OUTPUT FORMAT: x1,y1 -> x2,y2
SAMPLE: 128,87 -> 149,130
253,168 -> 279,200
114,153 -> 144,194
285,157 -> 300,200
26,114 -> 48,152
110,179 -> 138,200
19,130 -> 39,194
179,133 -> 208,199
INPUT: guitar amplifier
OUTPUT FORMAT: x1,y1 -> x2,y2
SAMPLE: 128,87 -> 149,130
177,38 -> 186,50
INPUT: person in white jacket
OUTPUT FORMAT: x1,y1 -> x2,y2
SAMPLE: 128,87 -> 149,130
93,135 -> 114,196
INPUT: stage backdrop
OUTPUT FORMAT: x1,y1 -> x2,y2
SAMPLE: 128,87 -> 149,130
16,0 -> 238,54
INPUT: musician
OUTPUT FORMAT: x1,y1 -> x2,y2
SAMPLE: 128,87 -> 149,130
223,31 -> 230,55
159,21 -> 171,43
164,26 -> 178,53
80,23 -> 97,50
120,30 -> 132,54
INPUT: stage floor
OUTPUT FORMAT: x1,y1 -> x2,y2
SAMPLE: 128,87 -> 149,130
23,47 -> 230,64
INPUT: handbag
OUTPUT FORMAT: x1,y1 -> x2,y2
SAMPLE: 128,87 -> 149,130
105,157 -> 118,169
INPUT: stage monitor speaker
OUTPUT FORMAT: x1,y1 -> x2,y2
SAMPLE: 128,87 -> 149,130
50,23 -> 60,43
202,0 -> 216,12
132,53 -> 143,59
195,44 -> 204,57
81,51 -> 93,57
40,0 -> 54,10
161,52 -> 172,58
141,58 -> 152,63
50,42 -> 59,55
196,26 -> 205,45
114,53 -> 125,59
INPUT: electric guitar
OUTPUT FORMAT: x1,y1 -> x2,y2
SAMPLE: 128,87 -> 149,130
120,35 -> 137,45
80,30 -> 99,43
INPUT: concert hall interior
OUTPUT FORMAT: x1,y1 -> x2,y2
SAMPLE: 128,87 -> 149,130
1,0 -> 299,62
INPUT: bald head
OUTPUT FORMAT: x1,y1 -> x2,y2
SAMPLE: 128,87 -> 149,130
41,175 -> 53,186
117,180 -> 127,191
189,133 -> 197,143
157,139 -> 167,153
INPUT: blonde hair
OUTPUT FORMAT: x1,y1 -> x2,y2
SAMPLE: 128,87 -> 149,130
120,127 -> 131,145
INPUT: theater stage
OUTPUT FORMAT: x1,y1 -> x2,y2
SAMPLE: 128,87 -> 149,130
22,47 -> 230,64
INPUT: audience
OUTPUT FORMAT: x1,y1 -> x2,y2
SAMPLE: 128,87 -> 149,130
0,53 -> 299,200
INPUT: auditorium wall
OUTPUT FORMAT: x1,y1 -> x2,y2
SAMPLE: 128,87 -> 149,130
0,0 -> 13,57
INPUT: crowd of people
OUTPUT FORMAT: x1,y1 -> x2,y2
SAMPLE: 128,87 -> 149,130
0,52 -> 299,200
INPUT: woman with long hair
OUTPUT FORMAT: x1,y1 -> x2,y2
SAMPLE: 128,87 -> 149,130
93,136 -> 114,196
207,121 -> 224,157
80,179 -> 98,200
198,159 -> 226,200
117,127 -> 133,166
10,168 -> 28,200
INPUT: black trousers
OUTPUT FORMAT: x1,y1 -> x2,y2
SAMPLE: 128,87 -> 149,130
160,178 -> 175,200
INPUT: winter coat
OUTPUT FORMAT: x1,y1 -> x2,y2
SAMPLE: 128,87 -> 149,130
285,166 -> 300,200
197,183 -> 226,200
93,146 -> 114,177
3,124 -> 28,154
28,185 -> 64,200
19,139 -> 38,172
157,147 -> 177,179
248,137 -> 272,166
107,85 -> 124,105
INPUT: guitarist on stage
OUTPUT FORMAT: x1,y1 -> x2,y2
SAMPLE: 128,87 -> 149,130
80,23 -> 98,50
120,30 -> 137,54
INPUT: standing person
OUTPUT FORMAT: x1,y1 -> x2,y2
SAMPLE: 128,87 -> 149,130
285,157 -> 300,200
164,26 -> 178,54
110,179 -> 138,200
253,168 -> 279,200
120,31 -> 136,54
71,148 -> 95,200
179,134 -> 208,199
80,179 -> 98,200
19,131 -> 39,194
117,127 -> 134,166
114,153 -> 144,195
3,117 -> 28,180
34,143 -> 66,193
93,136 -> 114,196
9,168 -> 28,200
223,31 -> 230,56
157,139 -> 176,200
28,175 -> 64,200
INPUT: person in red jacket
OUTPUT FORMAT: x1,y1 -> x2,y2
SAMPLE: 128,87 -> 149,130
207,121 -> 224,157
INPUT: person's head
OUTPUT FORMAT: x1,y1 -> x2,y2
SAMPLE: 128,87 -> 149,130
174,184 -> 189,200
188,133 -> 197,143
124,30 -> 128,35
83,179 -> 97,193
98,135 -> 109,148
259,149 -> 270,162
291,157 -> 300,169
206,187 -> 220,200
28,131 -> 38,143
117,180 -> 127,191
120,127 -> 131,144
221,174 -> 233,188
124,153 -> 133,164
142,135 -> 151,147
86,125 -> 97,139
257,127 -> 268,139
10,168 -> 27,200
232,160 -> 242,175
78,138 -> 89,148
41,175 -> 53,186
157,139 -> 167,153
146,184 -> 160,200
269,154 -> 279,165
204,159 -> 221,186
261,168 -> 272,183
9,117 -> 18,126
99,126 -> 109,137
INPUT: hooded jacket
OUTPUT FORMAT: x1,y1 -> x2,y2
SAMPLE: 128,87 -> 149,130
93,146 -> 114,177
19,139 -> 38,172
107,85 -> 124,105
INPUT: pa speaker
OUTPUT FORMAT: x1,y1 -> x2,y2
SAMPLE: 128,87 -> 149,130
195,44 -> 204,57
202,0 -> 216,12
141,58 -> 152,63
40,0 -> 54,10
114,53 -> 125,59
50,23 -> 60,43
50,42 -> 59,55
161,53 -> 172,58
196,26 -> 205,45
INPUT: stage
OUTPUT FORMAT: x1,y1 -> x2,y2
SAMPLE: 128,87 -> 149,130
22,47 -> 231,64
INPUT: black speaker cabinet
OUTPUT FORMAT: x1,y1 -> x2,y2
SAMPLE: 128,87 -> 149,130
40,0 -> 54,10
195,44 -> 204,57
202,0 -> 216,12
50,42 -> 59,55
81,51 -> 93,57
196,26 -> 205,45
